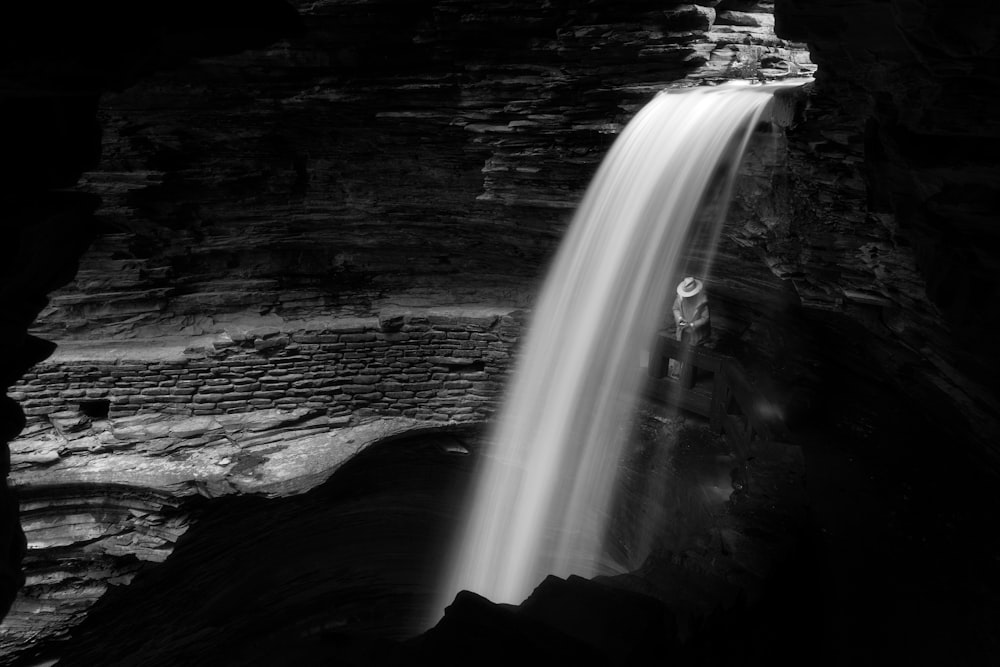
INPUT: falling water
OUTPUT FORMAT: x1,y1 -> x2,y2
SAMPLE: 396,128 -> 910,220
434,82 -> 796,616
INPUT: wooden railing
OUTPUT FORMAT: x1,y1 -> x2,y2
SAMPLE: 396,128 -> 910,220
646,332 -> 789,460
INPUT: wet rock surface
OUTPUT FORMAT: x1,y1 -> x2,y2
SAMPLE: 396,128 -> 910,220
6,415 -> 816,666
714,84 -> 1000,472
0,0 -> 816,650
764,0 -> 1000,464
11,310 -> 520,425
1,410 -> 430,660
19,401 -> 991,667
8,428 -> 478,666
1,0 -> 999,663
32,0 -> 810,341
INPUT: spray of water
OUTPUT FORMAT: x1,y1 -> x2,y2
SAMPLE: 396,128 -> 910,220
433,81 -> 797,619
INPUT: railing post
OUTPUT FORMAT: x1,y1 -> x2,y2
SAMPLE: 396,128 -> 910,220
648,333 -> 669,378
680,349 -> 696,389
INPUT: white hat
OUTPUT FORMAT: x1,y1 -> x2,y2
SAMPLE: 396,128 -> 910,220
676,276 -> 703,298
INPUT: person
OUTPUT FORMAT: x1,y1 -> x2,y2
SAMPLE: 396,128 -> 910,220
673,276 -> 711,345
669,276 -> 711,381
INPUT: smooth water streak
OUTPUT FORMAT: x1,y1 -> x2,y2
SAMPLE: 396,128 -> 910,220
434,81 -> 800,618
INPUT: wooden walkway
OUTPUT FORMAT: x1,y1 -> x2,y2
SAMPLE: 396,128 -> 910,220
645,332 -> 790,463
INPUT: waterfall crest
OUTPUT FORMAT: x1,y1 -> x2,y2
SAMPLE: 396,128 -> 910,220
434,82 -> 789,615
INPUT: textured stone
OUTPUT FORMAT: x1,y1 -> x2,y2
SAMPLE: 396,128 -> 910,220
1,408 -> 432,657
2,0 -> 998,663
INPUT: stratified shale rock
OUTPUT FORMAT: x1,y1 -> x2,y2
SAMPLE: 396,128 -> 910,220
0,485 -> 187,658
33,0 -> 811,340
0,0 -> 305,628
2,0 -> 1000,664
1,409 -> 447,658
0,3 -> 816,659
2,308 -> 522,656
758,0 -> 1000,465
12,311 -> 519,425
720,90 -> 1000,441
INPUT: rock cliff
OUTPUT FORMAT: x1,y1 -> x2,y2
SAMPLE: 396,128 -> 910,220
1,0 -> 998,664
0,1 -> 817,659
766,0 -> 1000,460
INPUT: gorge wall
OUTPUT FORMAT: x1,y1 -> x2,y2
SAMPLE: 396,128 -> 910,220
32,0 -> 808,341
767,0 -> 1000,461
0,2 -> 818,657
13,313 -> 516,425
2,0 -> 999,663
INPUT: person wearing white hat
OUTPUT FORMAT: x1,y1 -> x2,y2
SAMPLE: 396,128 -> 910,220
672,276 -> 711,346
668,276 -> 711,381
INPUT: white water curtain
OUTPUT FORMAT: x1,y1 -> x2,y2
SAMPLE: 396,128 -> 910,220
434,83 -> 785,617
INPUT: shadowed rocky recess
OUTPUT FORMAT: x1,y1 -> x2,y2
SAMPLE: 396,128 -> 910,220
1,0 -> 999,665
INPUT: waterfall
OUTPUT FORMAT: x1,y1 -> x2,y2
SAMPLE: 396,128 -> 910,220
434,82 -> 794,616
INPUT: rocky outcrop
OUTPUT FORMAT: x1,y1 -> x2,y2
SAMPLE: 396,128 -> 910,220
32,0 -> 810,340
5,414 -> 815,667
3,0 -> 1000,663
1,484 -> 188,659
0,2 -> 816,658
12,311 -> 518,424
1,411 -> 453,658
722,89 -> 1000,438
739,0 -> 1000,466
2,308 -> 520,655
1,0 -> 306,624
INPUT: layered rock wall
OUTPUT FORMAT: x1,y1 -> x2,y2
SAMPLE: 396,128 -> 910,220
1,5 -> 812,651
32,0 -> 810,340
2,0 -> 999,663
12,311 -> 519,426
758,0 -> 1000,465
16,0 -> 1000,661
